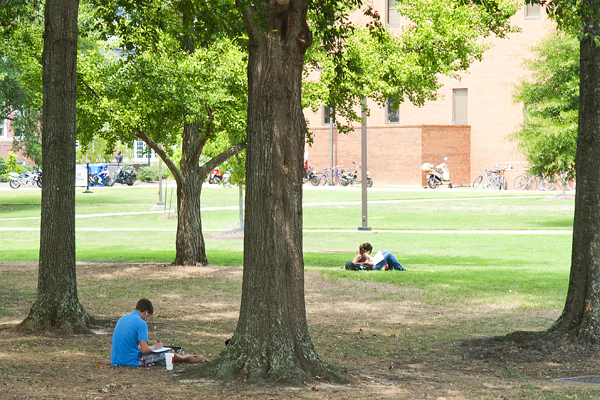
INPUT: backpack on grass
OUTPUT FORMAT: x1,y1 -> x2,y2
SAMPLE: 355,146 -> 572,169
345,261 -> 366,271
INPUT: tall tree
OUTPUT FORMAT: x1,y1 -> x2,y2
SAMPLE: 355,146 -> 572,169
18,0 -> 93,333
212,0 -> 518,382
540,0 -> 600,342
79,1 -> 247,266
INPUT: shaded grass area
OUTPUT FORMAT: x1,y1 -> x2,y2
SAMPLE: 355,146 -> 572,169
1,263 -> 599,399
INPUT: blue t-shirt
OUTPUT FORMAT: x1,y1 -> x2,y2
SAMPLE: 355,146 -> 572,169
111,311 -> 149,367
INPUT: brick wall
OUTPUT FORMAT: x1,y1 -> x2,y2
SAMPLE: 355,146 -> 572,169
305,124 -> 470,186
421,125 -> 471,187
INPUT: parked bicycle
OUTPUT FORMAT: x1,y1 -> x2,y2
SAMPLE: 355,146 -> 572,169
312,165 -> 343,186
514,172 -> 542,190
537,170 -> 576,192
473,166 -> 507,190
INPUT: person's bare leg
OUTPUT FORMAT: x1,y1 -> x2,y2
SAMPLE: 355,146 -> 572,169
173,353 -> 202,363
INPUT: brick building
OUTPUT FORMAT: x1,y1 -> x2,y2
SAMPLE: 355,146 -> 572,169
0,118 -> 17,161
303,2 -> 553,186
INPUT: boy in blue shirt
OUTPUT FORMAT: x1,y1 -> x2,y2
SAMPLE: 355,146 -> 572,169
111,299 -> 202,367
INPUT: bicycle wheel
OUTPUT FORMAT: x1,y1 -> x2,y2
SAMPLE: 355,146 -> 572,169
514,175 -> 528,190
472,175 -> 483,188
331,173 -> 340,186
482,175 -> 492,189
567,178 -> 576,191
537,176 -> 556,191
487,176 -> 500,190
501,175 -> 507,190
320,174 -> 329,186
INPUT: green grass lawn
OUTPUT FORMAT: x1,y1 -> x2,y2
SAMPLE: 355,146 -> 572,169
0,184 -> 574,311
1,184 -> 589,399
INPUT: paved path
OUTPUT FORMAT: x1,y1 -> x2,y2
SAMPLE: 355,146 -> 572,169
0,195 -> 554,221
1,189 -> 571,234
0,227 -> 573,234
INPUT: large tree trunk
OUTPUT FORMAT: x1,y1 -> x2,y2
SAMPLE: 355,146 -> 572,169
19,0 -> 92,334
548,3 -> 600,342
173,122 -> 207,266
213,0 -> 338,383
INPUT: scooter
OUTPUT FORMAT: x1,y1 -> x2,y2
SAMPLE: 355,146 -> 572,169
8,168 -> 42,189
339,162 -> 373,187
421,157 -> 452,189
303,163 -> 318,184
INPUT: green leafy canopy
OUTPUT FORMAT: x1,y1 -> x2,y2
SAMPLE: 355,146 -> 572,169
511,33 -> 579,178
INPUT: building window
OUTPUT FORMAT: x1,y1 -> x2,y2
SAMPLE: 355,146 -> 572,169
0,119 -> 7,137
525,3 -> 541,19
386,99 -> 399,124
322,106 -> 332,125
134,139 -> 156,160
387,0 -> 400,26
453,89 -> 468,124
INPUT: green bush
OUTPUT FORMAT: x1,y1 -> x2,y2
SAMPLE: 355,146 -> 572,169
137,165 -> 172,182
0,156 -> 8,177
7,152 -> 20,173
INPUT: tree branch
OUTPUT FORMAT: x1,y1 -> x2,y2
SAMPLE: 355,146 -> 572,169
198,142 -> 246,179
190,105 -> 215,163
133,129 -> 184,183
79,78 -> 117,114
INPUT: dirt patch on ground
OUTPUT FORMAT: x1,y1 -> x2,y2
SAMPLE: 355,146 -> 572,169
1,262 -> 599,399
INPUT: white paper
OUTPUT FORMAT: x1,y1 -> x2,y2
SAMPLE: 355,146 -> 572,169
372,251 -> 384,265
152,346 -> 171,353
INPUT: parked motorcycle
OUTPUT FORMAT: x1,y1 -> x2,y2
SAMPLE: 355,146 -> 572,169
88,165 -> 110,186
209,167 -> 229,184
303,163 -> 318,184
339,162 -> 373,187
421,157 -> 452,189
8,168 -> 42,189
106,165 -> 137,186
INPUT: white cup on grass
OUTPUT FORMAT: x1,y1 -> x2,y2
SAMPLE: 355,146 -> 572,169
165,353 -> 174,370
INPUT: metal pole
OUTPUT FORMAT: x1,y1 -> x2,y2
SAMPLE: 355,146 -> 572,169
83,161 -> 92,193
157,160 -> 164,206
329,107 -> 334,186
359,98 -> 371,231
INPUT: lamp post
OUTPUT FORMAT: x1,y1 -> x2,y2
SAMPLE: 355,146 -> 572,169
157,160 -> 164,206
329,106 -> 335,186
358,97 -> 371,231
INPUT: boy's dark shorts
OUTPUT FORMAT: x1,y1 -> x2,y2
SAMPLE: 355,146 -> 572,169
139,351 -> 167,367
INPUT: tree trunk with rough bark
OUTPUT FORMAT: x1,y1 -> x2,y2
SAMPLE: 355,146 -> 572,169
548,1 -> 600,342
19,0 -> 93,334
213,0 -> 339,383
173,121 -> 207,266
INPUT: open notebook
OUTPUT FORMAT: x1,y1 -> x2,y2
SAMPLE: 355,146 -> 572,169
152,346 -> 182,354
152,346 -> 171,353
372,250 -> 384,266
